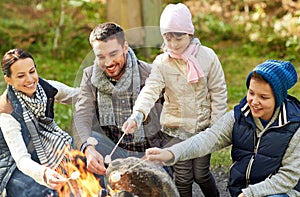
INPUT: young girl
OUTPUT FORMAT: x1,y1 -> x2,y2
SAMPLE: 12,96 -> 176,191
122,3 -> 227,197
145,60 -> 300,197
0,48 -> 78,197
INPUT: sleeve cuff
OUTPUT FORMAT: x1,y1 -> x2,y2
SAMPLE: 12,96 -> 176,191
80,142 -> 88,152
129,111 -> 144,128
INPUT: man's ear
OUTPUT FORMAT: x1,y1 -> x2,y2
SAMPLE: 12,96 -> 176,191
4,75 -> 12,86
123,41 -> 129,53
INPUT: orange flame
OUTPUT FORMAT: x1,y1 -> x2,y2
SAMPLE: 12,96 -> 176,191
55,149 -> 118,197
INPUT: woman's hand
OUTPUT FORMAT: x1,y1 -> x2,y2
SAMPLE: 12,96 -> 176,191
44,168 -> 67,189
122,119 -> 137,134
145,147 -> 174,164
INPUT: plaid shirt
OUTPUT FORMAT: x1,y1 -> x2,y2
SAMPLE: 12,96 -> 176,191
102,125 -> 149,152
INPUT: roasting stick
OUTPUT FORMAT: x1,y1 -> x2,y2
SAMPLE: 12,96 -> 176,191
110,158 -> 149,183
104,132 -> 126,164
126,158 -> 149,172
66,171 -> 80,181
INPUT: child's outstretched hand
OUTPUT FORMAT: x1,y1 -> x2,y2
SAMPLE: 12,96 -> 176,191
122,119 -> 137,134
145,147 -> 174,164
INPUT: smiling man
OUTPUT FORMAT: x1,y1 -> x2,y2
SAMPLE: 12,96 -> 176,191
72,22 -> 164,175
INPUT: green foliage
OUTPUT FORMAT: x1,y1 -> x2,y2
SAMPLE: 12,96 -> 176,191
211,147 -> 232,172
194,14 -> 234,42
0,0 -> 105,60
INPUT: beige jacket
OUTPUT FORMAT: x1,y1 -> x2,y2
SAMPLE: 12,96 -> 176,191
133,45 -> 227,140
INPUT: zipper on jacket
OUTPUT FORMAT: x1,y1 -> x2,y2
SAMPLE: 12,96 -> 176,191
245,132 -> 261,186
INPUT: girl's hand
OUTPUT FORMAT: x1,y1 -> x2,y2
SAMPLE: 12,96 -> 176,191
145,147 -> 174,164
44,168 -> 67,189
122,119 -> 137,134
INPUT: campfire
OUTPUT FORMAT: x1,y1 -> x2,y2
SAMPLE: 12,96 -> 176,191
56,149 -> 114,197
56,150 -> 179,197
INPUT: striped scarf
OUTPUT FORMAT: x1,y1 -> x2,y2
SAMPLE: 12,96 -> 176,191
13,84 -> 72,169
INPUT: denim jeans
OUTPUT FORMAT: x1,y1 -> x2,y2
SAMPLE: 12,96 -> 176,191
92,131 -> 174,177
266,194 -> 288,197
6,168 -> 58,197
92,131 -> 145,160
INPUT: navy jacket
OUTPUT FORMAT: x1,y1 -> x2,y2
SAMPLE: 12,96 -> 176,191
228,95 -> 300,197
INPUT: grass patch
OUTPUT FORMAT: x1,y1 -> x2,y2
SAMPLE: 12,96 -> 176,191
211,146 -> 232,172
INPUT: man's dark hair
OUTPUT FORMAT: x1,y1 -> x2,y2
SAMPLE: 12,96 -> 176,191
89,22 -> 125,46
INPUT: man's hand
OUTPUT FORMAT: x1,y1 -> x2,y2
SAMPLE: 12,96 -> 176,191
85,146 -> 106,175
0,90 -> 13,114
122,119 -> 137,134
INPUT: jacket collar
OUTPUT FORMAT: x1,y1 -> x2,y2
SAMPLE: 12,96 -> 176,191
240,95 -> 300,127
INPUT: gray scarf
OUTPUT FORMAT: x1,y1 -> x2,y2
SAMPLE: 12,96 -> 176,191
91,47 -> 145,142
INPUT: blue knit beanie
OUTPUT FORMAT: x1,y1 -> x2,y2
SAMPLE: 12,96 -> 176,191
246,60 -> 298,108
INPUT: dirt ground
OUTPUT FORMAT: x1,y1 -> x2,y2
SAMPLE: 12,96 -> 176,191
192,167 -> 230,197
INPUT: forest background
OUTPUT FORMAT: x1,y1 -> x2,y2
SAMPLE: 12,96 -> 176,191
0,0 -> 299,171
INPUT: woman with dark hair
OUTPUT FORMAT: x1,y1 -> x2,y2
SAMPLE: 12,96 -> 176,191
0,48 -> 78,197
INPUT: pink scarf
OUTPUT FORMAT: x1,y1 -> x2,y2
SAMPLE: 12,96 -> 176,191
167,40 -> 204,83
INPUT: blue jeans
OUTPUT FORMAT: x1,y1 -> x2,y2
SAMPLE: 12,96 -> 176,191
92,131 -> 145,160
6,168 -> 58,197
92,131 -> 174,177
266,195 -> 288,197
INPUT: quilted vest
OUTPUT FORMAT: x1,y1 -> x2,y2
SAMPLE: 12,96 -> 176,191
0,78 -> 57,193
228,96 -> 300,197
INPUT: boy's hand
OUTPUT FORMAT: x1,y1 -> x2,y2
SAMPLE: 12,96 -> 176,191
145,148 -> 174,164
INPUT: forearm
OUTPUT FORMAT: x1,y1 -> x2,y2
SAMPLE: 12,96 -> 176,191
207,55 -> 227,125
19,156 -> 48,186
48,80 -> 80,104
72,101 -> 94,148
133,65 -> 165,120
0,113 -> 47,186
72,74 -> 95,148
128,111 -> 144,128
166,111 -> 234,165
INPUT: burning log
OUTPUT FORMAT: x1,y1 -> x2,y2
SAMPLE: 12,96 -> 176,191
106,157 -> 179,197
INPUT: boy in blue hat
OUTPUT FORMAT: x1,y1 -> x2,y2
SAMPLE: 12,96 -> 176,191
144,60 -> 300,197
